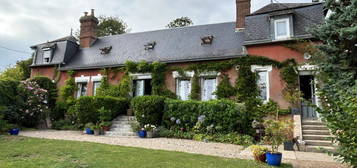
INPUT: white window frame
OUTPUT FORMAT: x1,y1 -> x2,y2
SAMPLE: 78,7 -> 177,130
274,18 -> 291,40
75,75 -> 90,98
91,74 -> 103,96
176,79 -> 192,100
251,65 -> 272,103
130,73 -> 152,97
172,71 -> 194,100
42,48 -> 52,63
200,71 -> 220,101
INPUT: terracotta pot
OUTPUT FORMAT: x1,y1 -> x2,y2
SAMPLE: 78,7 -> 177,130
102,126 -> 110,131
254,153 -> 266,163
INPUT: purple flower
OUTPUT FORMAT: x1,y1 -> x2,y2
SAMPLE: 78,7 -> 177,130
176,119 -> 181,125
198,115 -> 205,123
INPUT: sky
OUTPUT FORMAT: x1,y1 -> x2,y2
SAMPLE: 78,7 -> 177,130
0,0 -> 314,71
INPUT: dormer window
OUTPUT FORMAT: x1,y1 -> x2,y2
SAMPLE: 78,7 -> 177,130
274,18 -> 291,40
42,48 -> 52,63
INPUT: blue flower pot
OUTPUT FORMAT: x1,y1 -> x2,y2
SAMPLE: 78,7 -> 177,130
266,152 -> 282,166
9,128 -> 20,135
138,130 -> 146,138
85,128 -> 94,134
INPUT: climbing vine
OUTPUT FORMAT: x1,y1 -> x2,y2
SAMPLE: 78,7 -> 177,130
214,74 -> 235,99
60,70 -> 76,102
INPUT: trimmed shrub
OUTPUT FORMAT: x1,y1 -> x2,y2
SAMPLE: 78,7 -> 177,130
132,96 -> 165,126
52,101 -> 69,121
163,99 -> 246,134
163,99 -> 201,130
69,96 -> 129,126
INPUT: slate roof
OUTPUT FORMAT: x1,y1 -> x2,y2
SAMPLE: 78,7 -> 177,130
31,37 -> 78,67
244,3 -> 325,45
60,22 -> 244,70
251,3 -> 322,15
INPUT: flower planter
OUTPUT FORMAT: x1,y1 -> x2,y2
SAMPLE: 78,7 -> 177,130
146,131 -> 154,138
101,126 -> 110,131
266,152 -> 282,166
94,129 -> 100,136
9,128 -> 19,135
138,130 -> 146,138
253,153 -> 266,163
85,128 -> 94,134
284,141 -> 294,151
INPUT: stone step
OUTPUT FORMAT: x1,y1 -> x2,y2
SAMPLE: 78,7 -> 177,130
105,131 -> 137,137
305,145 -> 336,153
112,121 -> 133,125
302,130 -> 330,135
302,120 -> 324,125
305,140 -> 333,146
302,125 -> 329,130
303,135 -> 333,141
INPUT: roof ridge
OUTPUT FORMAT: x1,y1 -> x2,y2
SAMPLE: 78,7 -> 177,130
98,21 -> 236,40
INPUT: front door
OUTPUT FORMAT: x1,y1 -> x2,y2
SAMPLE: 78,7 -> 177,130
299,75 -> 318,119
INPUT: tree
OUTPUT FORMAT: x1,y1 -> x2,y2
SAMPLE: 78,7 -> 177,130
0,58 -> 32,81
97,16 -> 128,37
166,17 -> 193,28
311,0 -> 357,166
75,15 -> 128,38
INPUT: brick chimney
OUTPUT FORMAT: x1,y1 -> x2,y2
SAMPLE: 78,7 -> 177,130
236,0 -> 251,31
79,9 -> 98,48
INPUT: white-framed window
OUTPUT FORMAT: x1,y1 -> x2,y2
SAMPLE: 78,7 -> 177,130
130,73 -> 152,97
251,65 -> 272,102
201,78 -> 217,101
176,79 -> 191,100
172,71 -> 194,100
76,82 -> 88,98
274,18 -> 290,40
75,75 -> 90,98
93,81 -> 101,96
43,48 -> 52,63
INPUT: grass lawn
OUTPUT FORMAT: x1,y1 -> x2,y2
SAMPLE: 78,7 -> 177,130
0,136 -> 292,168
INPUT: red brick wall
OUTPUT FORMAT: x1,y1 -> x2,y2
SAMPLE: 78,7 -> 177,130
30,66 -> 57,80
247,44 -> 305,108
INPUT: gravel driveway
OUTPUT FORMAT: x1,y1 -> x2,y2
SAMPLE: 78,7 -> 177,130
20,130 -> 348,168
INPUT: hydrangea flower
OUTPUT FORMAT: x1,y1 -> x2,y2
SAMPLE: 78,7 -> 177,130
170,117 -> 176,121
197,115 -> 205,123
176,119 -> 181,125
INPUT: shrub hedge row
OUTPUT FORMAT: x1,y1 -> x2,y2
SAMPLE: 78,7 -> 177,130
131,95 -> 166,126
69,96 -> 129,125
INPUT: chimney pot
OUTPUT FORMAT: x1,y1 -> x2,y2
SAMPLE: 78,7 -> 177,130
84,12 -> 88,16
91,9 -> 95,16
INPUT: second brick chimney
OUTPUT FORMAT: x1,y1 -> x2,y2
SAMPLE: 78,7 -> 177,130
79,9 -> 98,48
236,0 -> 251,31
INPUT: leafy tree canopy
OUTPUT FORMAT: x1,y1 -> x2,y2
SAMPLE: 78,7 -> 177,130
97,16 -> 128,37
0,58 -> 32,81
166,17 -> 194,28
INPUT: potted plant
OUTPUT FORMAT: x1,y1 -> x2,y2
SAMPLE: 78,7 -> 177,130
138,128 -> 146,138
8,123 -> 20,135
84,123 -> 94,135
283,120 -> 295,151
264,120 -> 290,166
100,121 -> 111,131
144,124 -> 156,138
250,145 -> 268,162
93,123 -> 101,136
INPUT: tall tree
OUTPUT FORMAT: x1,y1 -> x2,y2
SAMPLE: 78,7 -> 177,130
311,0 -> 357,166
166,17 -> 193,28
97,16 -> 128,37
0,58 -> 32,81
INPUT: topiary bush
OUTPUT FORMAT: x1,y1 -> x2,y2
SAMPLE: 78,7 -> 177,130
131,95 -> 166,126
94,96 -> 129,118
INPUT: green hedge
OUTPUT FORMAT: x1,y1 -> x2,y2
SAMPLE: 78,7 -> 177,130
163,99 -> 246,134
69,96 -> 129,125
131,96 -> 166,126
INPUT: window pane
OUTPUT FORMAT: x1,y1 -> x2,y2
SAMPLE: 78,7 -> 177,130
93,82 -> 101,96
276,21 -> 287,36
134,80 -> 144,96
257,71 -> 268,101
43,50 -> 52,63
77,83 -> 87,98
178,79 -> 191,100
202,78 -> 217,101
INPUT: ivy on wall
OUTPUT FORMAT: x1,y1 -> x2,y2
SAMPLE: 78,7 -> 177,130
60,70 -> 76,102
214,74 -> 235,99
